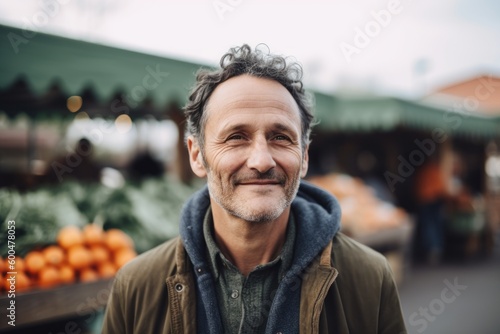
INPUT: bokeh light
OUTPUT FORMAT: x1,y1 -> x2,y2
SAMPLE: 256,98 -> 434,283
67,96 -> 83,113
115,114 -> 132,133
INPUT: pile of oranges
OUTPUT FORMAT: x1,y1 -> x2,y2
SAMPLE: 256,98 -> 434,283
1,224 -> 136,293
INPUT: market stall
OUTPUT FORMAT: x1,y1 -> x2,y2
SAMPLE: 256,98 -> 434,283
0,25 -> 209,332
0,176 -> 199,332
308,94 -> 500,264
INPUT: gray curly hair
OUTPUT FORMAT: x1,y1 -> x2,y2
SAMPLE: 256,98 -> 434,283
183,44 -> 315,151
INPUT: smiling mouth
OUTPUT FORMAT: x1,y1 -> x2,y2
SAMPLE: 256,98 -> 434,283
238,180 -> 280,185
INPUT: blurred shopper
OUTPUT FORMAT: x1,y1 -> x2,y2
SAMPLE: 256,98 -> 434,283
358,150 -> 396,204
43,137 -> 102,184
127,150 -> 164,181
102,45 -> 406,334
414,157 -> 449,265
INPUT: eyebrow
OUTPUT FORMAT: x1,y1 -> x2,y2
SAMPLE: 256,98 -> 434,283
221,122 -> 299,137
272,122 -> 297,134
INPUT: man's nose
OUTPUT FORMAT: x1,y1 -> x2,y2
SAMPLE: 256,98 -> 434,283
246,139 -> 276,173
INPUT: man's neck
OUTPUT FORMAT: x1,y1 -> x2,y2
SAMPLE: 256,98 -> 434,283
210,203 -> 290,276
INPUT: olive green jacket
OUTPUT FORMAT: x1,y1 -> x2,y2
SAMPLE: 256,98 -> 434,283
102,232 -> 407,334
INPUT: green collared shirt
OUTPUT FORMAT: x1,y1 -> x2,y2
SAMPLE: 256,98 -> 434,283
203,208 -> 296,334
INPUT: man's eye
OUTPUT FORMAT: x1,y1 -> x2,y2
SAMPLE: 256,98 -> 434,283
227,134 -> 245,141
273,135 -> 290,141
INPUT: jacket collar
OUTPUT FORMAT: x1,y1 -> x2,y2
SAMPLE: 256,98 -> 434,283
289,180 -> 342,273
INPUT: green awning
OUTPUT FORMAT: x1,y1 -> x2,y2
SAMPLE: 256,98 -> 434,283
313,93 -> 500,140
0,24 -> 205,110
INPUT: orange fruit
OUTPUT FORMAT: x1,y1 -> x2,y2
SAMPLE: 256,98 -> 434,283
43,245 -> 65,267
17,272 -> 31,291
97,262 -> 117,278
59,265 -> 76,284
83,224 -> 105,246
3,272 -> 31,292
114,248 -> 137,269
15,257 -> 26,272
25,251 -> 46,275
89,245 -> 110,265
4,257 -> 25,272
38,267 -> 60,289
18,272 -> 31,291
0,257 -> 4,273
80,268 -> 99,283
105,229 -> 134,252
57,225 -> 84,250
67,245 -> 93,270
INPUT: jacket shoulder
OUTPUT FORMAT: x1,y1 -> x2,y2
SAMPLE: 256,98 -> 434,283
102,237 -> 181,334
331,232 -> 391,278
326,233 -> 407,333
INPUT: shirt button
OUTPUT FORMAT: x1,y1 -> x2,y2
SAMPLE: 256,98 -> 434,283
230,290 -> 239,299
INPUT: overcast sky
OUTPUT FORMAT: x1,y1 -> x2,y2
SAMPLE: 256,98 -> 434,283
1,0 -> 499,98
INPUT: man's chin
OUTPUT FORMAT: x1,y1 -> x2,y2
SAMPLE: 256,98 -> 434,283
240,192 -> 283,206
236,183 -> 282,192
234,209 -> 283,224
232,198 -> 288,222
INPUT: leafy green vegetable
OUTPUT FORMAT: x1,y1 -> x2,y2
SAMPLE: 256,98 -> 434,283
0,176 -> 202,256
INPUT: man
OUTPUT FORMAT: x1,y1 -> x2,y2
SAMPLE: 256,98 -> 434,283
102,45 -> 407,334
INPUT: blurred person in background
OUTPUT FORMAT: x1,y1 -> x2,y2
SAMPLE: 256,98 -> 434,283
126,149 -> 164,181
357,150 -> 396,204
414,155 -> 450,265
43,137 -> 102,184
102,45 -> 406,334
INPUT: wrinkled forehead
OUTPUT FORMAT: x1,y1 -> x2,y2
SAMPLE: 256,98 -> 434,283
205,75 -> 300,117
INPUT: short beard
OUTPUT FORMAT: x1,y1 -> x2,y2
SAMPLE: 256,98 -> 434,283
211,180 -> 294,224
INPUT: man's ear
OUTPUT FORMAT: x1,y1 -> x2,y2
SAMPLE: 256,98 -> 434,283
187,135 -> 207,178
301,145 -> 309,178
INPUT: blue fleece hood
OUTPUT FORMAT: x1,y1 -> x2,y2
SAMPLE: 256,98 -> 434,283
179,180 -> 342,334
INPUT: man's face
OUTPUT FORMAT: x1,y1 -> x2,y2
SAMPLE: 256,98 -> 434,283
188,75 -> 309,223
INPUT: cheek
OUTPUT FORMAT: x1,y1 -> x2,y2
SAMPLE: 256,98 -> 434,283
206,147 -> 245,178
273,148 -> 304,171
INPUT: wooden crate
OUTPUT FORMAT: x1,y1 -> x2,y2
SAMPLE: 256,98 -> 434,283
0,278 -> 112,331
